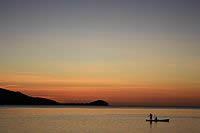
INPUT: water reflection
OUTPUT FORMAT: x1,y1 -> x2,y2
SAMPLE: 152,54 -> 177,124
0,107 -> 200,133
149,121 -> 152,128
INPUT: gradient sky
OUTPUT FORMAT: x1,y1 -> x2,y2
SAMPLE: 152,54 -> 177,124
0,0 -> 200,106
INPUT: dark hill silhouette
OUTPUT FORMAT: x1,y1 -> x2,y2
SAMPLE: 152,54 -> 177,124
0,88 -> 58,105
89,100 -> 109,106
0,88 -> 109,106
62,100 -> 109,106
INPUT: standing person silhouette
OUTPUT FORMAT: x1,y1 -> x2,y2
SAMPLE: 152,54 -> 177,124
149,113 -> 153,120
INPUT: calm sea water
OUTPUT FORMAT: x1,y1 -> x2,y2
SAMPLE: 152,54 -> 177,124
0,106 -> 200,133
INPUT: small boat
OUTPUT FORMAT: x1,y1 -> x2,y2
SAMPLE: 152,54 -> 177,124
146,119 -> 170,122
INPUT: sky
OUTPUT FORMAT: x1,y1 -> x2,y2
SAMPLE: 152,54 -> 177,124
0,0 -> 200,106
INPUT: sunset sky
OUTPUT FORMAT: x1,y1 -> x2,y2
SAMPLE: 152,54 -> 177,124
0,0 -> 200,106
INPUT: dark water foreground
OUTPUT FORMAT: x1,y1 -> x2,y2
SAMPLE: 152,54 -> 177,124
0,106 -> 200,133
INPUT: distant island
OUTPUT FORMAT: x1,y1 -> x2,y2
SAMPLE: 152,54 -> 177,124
0,88 -> 109,106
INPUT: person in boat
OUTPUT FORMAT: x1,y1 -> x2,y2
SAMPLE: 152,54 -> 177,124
148,113 -> 153,120
154,115 -> 158,121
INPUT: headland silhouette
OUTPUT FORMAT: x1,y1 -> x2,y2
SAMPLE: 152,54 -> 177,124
0,88 -> 109,106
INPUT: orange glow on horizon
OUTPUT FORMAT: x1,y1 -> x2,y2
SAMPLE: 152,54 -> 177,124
1,69 -> 200,107
1,85 -> 200,107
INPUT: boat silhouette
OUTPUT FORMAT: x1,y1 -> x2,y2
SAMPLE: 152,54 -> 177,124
146,119 -> 169,122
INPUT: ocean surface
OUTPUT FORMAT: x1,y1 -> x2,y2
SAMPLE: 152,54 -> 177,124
0,106 -> 200,133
